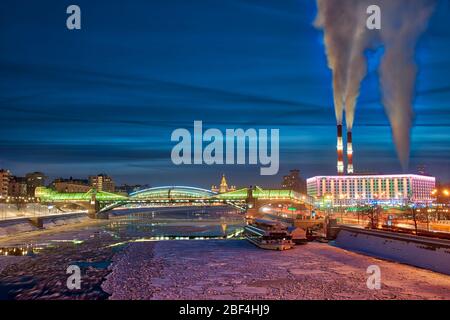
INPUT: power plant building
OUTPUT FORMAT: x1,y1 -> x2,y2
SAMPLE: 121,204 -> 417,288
307,174 -> 436,206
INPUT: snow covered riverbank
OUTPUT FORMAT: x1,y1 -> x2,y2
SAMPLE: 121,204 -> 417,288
102,240 -> 450,300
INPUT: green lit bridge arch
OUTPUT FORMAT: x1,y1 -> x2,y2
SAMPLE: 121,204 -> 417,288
99,186 -> 248,213
215,186 -> 312,203
131,186 -> 216,200
36,187 -> 128,203
35,186 -> 314,218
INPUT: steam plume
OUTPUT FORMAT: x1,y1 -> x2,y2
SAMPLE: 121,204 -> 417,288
314,0 -> 358,125
315,0 -> 436,169
378,0 -> 436,169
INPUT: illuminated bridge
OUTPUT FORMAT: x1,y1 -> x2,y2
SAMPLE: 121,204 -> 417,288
35,186 -> 314,218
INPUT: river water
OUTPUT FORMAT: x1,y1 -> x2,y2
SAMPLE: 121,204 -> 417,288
106,206 -> 245,239
0,206 -> 246,299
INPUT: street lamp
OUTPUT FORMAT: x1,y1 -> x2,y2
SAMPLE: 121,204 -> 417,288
338,194 -> 345,222
323,193 -> 333,218
431,188 -> 450,222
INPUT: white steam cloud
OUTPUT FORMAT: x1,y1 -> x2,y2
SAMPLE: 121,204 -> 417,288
315,0 -> 436,169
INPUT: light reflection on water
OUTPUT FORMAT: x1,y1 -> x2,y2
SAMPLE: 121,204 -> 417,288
0,246 -> 41,256
105,206 -> 246,239
0,206 -> 246,255
0,240 -> 83,256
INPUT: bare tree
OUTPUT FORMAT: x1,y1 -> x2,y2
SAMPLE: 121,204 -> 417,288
360,205 -> 380,229
411,206 -> 419,234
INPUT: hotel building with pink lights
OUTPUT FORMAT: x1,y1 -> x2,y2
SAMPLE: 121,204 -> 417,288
307,174 -> 436,206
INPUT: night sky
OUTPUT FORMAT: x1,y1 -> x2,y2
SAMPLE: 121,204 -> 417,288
1,0 -> 449,187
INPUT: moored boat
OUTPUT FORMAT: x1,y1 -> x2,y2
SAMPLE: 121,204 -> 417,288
244,219 -> 294,250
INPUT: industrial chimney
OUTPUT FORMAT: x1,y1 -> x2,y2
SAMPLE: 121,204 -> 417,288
337,125 -> 344,175
347,131 -> 354,174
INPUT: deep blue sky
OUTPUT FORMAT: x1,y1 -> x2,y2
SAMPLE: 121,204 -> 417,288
0,0 -> 449,187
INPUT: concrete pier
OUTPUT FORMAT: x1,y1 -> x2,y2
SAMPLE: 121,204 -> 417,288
335,226 -> 450,275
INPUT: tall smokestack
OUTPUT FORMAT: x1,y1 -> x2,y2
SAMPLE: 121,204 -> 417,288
315,0 -> 436,171
337,125 -> 344,175
347,131 -> 354,174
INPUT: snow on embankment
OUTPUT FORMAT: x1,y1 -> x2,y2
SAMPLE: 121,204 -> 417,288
0,213 -> 88,238
335,227 -> 450,275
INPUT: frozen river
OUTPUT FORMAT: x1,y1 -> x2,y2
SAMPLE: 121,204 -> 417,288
103,240 -> 450,300
0,206 -> 449,300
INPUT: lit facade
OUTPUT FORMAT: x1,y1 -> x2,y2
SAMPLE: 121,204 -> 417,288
25,172 -> 46,197
211,174 -> 236,194
89,174 -> 115,192
52,178 -> 90,193
307,174 -> 436,206
8,176 -> 28,198
0,169 -> 11,199
281,169 -> 306,194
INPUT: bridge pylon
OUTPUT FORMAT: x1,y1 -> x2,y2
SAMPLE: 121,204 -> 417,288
245,186 -> 259,217
87,190 -> 108,219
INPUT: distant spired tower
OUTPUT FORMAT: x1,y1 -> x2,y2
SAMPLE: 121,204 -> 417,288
211,174 -> 236,193
347,131 -> 354,174
337,125 -> 344,175
219,174 -> 229,193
